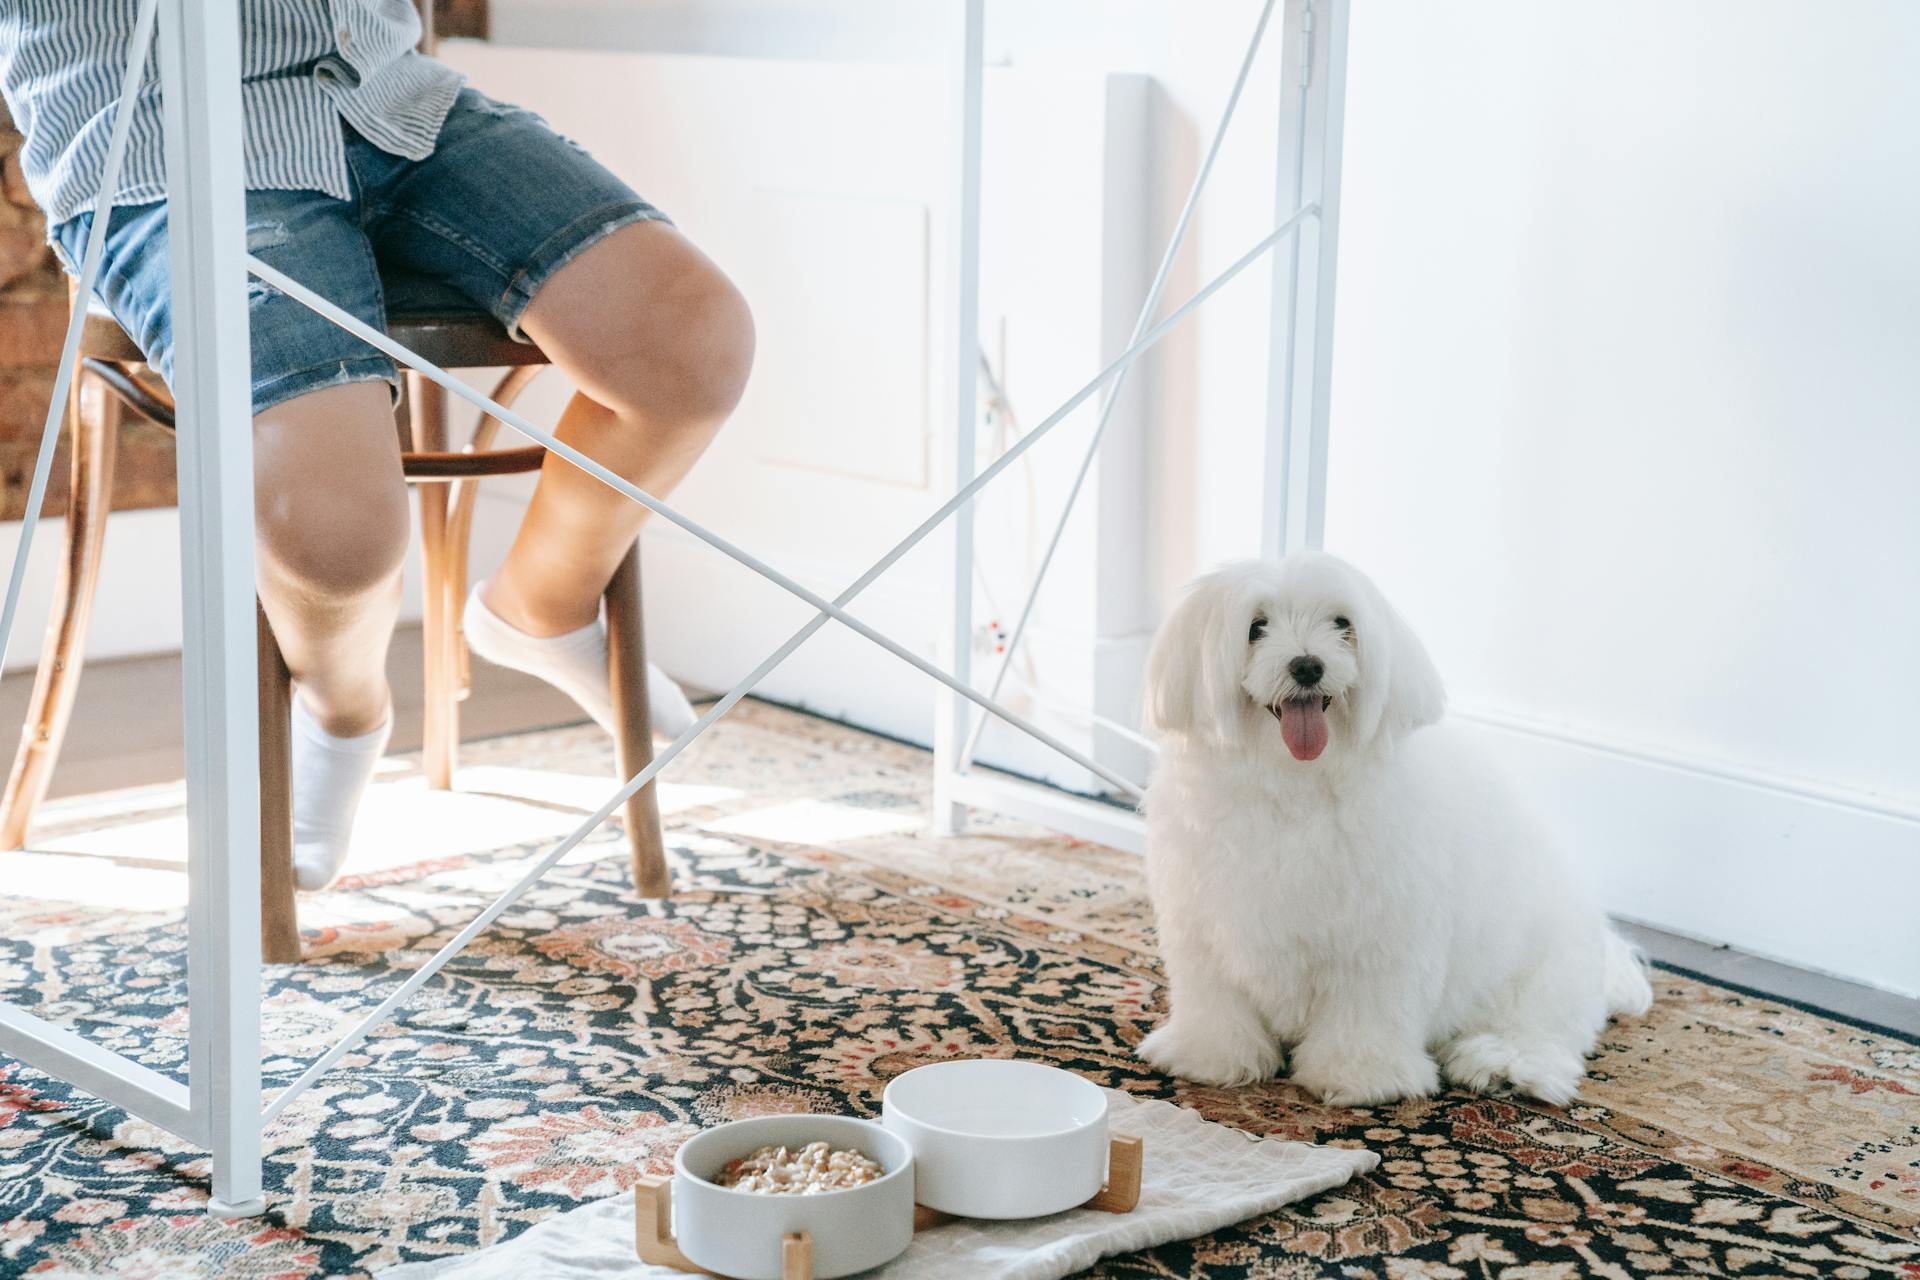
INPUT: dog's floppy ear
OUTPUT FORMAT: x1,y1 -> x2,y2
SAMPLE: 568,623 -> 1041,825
1144,566 -> 1259,745
1349,575 -> 1446,745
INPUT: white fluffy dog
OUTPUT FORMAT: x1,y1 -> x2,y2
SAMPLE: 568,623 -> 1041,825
1136,553 -> 1651,1106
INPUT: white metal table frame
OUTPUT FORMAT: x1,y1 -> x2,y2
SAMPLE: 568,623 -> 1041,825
0,0 -> 1346,1213
938,0 -> 1349,849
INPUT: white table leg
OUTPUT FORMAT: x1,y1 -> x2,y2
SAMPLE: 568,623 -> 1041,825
931,0 -> 985,837
157,0 -> 265,1218
1263,0 -> 1350,558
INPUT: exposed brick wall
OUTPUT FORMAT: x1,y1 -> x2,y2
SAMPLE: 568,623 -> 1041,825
0,103 -> 77,522
0,105 -> 176,521
436,0 -> 489,40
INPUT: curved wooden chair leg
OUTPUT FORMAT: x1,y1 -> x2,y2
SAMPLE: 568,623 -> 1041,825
408,372 -> 459,790
257,605 -> 301,964
0,372 -> 121,849
446,366 -> 540,702
605,543 -> 669,896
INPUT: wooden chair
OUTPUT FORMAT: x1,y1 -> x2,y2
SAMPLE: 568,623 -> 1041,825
0,285 -> 673,962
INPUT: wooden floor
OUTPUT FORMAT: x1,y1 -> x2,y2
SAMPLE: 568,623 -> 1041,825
4,636 -> 1914,1037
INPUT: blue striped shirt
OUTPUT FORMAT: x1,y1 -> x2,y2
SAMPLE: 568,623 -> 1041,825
0,0 -> 464,227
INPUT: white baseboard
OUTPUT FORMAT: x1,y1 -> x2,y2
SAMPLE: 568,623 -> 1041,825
1455,704 -> 1920,999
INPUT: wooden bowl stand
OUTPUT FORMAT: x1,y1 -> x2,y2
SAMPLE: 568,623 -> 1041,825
635,1134 -> 1143,1280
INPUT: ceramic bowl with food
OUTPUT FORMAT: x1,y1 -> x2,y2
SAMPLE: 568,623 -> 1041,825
881,1059 -> 1110,1219
671,1114 -> 915,1279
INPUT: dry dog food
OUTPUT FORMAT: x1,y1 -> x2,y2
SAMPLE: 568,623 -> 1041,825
713,1141 -> 886,1194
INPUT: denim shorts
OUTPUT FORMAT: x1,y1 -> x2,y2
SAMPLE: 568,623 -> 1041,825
53,88 -> 669,415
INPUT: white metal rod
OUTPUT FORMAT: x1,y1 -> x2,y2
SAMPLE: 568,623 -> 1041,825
0,1003 -> 199,1141
259,208 -> 1314,1122
259,213 -> 1305,805
248,198 -> 1315,807
248,283 -> 1126,800
930,0 -> 985,837
250,255 -> 1148,801
0,0 -> 201,1153
956,0 -> 1278,776
1023,690 -> 1161,757
0,0 -> 159,672
1262,0 -> 1346,559
700,201 -> 1315,743
944,770 -> 1145,856
1298,0 -> 1348,552
1264,0 -> 1313,559
161,0 -> 264,1217
266,655 -> 769,1124
247,194 -> 1313,803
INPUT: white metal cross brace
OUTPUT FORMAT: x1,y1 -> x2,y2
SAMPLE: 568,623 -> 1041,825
0,0 -> 1344,1213
955,0 -> 1282,777
245,196 -> 1320,1128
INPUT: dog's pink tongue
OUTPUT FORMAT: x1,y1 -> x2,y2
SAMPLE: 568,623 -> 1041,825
1277,698 -> 1329,761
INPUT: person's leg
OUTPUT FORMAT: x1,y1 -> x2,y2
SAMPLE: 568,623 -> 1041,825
371,89 -> 752,734
482,220 -> 752,638
253,380 -> 410,736
254,381 -> 410,889
233,187 -> 408,884
58,188 -> 405,886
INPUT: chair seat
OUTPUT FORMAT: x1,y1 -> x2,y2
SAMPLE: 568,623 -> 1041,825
81,300 -> 144,363
80,272 -> 547,370
77,273 -> 551,480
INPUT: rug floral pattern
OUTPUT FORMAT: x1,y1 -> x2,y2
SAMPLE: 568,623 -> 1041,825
0,703 -> 1915,1278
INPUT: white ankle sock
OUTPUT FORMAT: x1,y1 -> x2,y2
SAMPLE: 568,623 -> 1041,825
463,584 -> 698,739
291,697 -> 391,892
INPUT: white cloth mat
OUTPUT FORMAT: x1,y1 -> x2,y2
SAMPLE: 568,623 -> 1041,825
380,1090 -> 1377,1280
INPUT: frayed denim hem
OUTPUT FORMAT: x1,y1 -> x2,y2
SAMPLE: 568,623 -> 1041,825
251,356 -> 400,416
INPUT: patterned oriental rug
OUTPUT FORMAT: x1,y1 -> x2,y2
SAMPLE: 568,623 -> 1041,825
0,702 -> 1914,1279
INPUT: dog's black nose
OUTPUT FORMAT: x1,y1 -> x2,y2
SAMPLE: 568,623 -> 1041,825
1288,655 -> 1324,687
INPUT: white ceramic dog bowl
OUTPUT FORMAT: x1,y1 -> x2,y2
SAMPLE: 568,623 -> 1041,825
881,1059 -> 1110,1219
671,1114 -> 915,1280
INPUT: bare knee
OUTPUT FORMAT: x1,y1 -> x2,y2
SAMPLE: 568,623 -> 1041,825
600,262 -> 755,433
253,382 -> 410,600
527,223 -> 756,436
258,480 -> 408,601
658,265 -> 755,425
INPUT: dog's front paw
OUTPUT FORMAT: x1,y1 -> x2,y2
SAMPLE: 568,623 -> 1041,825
1441,1034 -> 1586,1106
1138,1020 -> 1283,1087
1290,1041 -> 1439,1107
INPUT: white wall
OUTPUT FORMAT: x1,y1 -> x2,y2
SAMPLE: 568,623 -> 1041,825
486,0 -> 1920,993
1330,1 -> 1920,798
489,0 -> 1298,617
1324,2 -> 1920,994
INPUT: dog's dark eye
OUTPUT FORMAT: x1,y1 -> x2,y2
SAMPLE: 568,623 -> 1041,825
1333,615 -> 1352,631
1249,616 -> 1267,643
